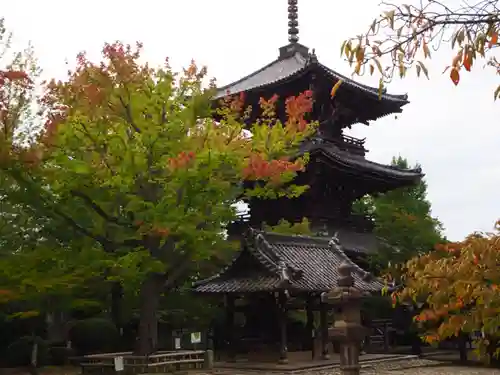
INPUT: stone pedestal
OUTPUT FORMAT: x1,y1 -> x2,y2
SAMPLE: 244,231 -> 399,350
322,262 -> 368,375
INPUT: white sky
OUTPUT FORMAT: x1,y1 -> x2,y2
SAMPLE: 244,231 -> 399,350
3,0 -> 500,241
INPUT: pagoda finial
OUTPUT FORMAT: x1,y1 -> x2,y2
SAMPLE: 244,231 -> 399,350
288,0 -> 299,43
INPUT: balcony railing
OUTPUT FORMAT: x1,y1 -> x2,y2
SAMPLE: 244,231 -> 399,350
312,213 -> 374,233
341,134 -> 365,147
325,134 -> 367,156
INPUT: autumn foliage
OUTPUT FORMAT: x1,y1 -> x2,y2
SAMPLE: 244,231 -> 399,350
340,1 -> 500,98
0,40 -> 315,354
391,220 -> 500,358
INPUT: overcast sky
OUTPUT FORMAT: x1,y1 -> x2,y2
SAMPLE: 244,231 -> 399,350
3,0 -> 499,241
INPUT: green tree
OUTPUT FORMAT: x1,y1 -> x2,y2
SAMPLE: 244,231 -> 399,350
354,156 -> 444,274
0,18 -> 109,331
263,217 -> 312,235
1,41 -> 315,354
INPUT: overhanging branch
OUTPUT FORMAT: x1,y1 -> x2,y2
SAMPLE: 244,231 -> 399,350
70,189 -> 133,228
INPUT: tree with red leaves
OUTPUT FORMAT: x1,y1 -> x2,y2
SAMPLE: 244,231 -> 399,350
1,40 -> 315,354
0,20 -> 119,350
391,223 -> 500,361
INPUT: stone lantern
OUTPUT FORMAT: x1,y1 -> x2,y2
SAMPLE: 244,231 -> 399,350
321,261 -> 368,375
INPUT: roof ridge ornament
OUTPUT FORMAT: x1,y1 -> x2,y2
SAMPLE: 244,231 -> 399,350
288,0 -> 299,43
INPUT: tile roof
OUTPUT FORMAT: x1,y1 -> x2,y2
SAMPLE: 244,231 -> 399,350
334,229 -> 378,254
213,44 -> 408,106
193,230 -> 385,294
214,51 -> 308,99
302,139 -> 423,183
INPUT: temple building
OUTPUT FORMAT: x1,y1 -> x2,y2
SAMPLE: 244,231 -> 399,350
193,0 -> 422,364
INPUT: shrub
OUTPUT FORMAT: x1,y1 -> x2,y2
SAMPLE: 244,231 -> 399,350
6,336 -> 49,367
68,318 -> 119,354
49,346 -> 75,365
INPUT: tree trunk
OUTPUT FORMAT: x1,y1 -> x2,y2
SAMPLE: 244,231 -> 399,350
135,274 -> 164,355
28,336 -> 38,375
46,312 -> 67,343
458,332 -> 468,362
110,282 -> 124,333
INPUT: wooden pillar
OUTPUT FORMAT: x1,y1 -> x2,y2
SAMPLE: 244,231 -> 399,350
277,291 -> 288,364
320,301 -> 329,359
306,296 -> 315,358
225,294 -> 236,361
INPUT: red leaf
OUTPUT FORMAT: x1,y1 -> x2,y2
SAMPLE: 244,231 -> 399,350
492,32 -> 498,46
450,68 -> 460,86
463,54 -> 472,72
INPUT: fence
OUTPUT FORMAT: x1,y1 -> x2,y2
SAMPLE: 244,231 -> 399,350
79,349 -> 212,374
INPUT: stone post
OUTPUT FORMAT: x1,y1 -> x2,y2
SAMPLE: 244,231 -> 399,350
204,349 -> 214,370
321,262 -> 367,375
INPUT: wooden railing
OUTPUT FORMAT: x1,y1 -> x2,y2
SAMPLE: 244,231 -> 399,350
329,134 -> 367,156
78,350 -> 212,375
365,319 -> 394,353
311,211 -> 375,233
341,134 -> 365,147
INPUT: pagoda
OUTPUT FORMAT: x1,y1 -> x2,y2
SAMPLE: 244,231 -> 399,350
193,0 -> 422,365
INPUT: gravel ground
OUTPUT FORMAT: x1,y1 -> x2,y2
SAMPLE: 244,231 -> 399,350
358,358 -> 500,374
379,368 -> 500,375
212,358 -> 500,375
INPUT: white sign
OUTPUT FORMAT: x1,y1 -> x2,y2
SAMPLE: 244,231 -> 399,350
190,332 -> 201,344
114,356 -> 124,372
174,337 -> 181,349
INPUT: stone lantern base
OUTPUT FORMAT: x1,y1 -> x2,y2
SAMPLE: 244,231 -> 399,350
322,261 -> 371,375
328,325 -> 368,343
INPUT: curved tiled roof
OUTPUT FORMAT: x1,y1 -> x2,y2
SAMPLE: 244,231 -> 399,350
214,44 -> 408,107
301,139 -> 423,183
214,52 -> 308,99
193,230 -> 384,294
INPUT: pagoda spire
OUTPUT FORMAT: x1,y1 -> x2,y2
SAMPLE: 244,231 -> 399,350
288,0 -> 299,43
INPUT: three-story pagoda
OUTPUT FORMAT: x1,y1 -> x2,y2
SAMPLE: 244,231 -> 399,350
194,0 -> 422,365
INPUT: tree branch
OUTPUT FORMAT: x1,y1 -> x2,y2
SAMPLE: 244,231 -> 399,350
70,189 -> 134,228
165,255 -> 193,289
118,95 -> 141,133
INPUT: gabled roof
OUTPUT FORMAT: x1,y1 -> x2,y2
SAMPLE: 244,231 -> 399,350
302,139 -> 423,187
214,43 -> 408,107
193,230 -> 385,294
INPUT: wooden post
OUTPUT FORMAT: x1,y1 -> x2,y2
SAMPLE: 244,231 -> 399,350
458,332 -> 468,362
306,296 -> 315,359
225,294 -> 236,361
278,291 -> 288,364
383,322 -> 389,353
320,302 -> 329,359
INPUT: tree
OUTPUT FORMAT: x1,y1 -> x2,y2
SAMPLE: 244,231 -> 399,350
353,156 -> 445,274
339,2 -> 500,359
340,0 -> 500,97
1,41 -> 315,354
0,15 -> 43,258
263,217 -> 312,235
392,222 -> 500,360
0,18 -> 112,336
